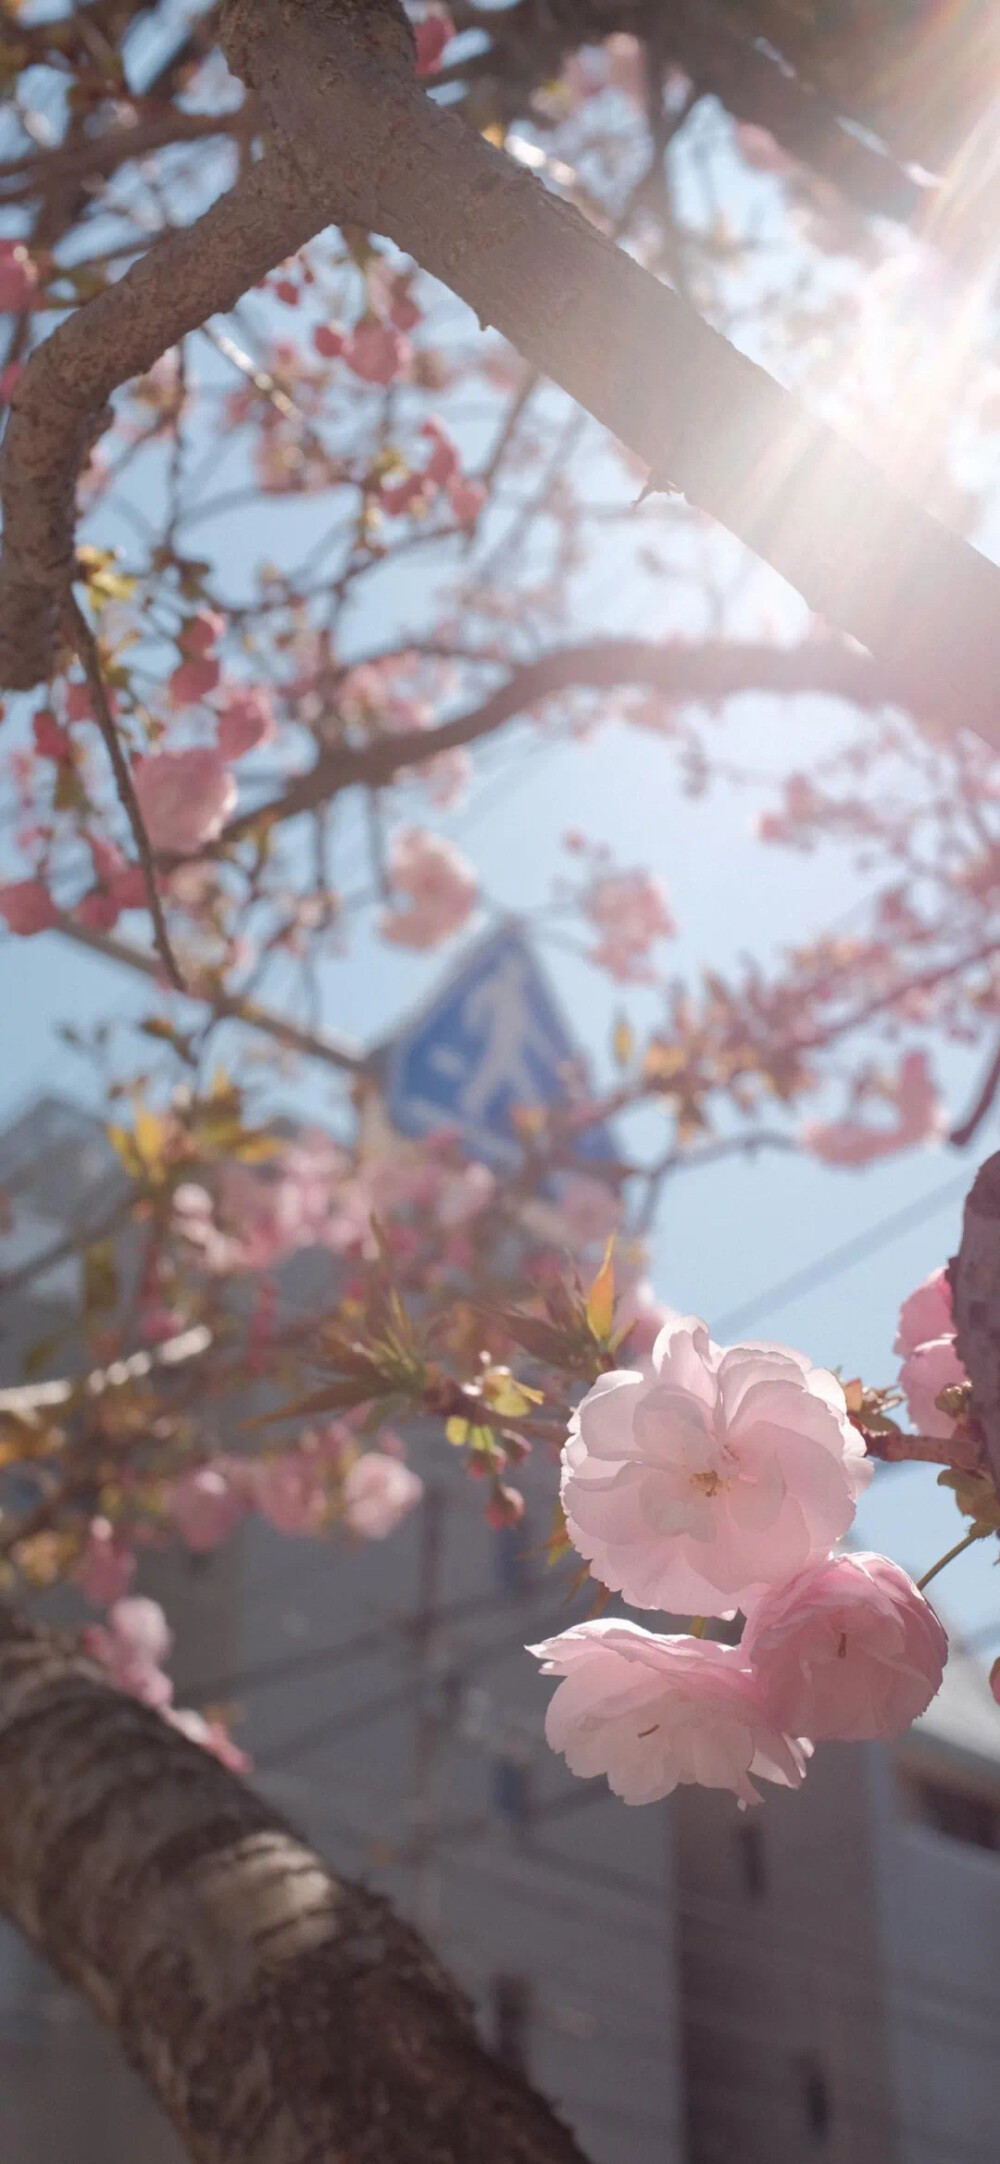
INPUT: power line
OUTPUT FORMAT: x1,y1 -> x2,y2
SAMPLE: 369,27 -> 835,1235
712,1169 -> 970,1339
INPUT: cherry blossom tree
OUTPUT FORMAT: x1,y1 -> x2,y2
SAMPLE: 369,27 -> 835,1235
3,2 -> 1000,2159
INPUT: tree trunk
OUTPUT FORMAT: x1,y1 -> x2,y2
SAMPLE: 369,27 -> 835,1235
0,1606 -> 592,2164
951,1154 -> 1000,1507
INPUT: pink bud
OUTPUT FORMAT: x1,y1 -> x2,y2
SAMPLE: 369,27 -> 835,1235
991,1658 -> 1000,1707
132,747 -> 237,854
180,610 -> 225,659
74,1517 -> 136,1609
344,320 -> 411,385
0,241 -> 38,314
314,323 -> 345,359
169,656 -> 222,706
65,680 -> 92,722
89,836 -> 127,886
215,686 -> 276,761
389,277 -> 422,333
108,864 -> 149,910
448,476 -> 487,525
75,887 -> 120,932
485,1483 -> 525,1529
415,11 -> 453,74
0,879 -> 59,935
422,417 -> 460,487
274,279 -> 299,306
33,710 -> 71,762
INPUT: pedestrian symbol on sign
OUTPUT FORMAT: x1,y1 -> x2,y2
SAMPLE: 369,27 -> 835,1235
383,924 -> 617,1172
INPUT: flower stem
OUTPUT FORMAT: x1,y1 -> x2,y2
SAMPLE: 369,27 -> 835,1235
689,1615 -> 708,1637
917,1526 -> 989,1593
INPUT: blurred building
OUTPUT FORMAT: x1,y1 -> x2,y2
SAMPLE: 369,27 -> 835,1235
1,1093 -> 999,2164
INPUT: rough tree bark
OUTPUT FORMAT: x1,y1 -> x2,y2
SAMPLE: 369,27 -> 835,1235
951,1156 -> 1000,1506
0,1605 -> 593,2164
3,0 -> 1000,744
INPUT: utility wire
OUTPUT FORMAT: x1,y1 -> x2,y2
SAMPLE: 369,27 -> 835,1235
712,1169 -> 970,1339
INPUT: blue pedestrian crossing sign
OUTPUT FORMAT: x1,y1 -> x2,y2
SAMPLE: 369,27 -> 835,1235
383,924 -> 618,1172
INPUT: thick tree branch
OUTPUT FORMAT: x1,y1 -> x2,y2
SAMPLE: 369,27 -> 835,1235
0,148 -> 322,689
951,1157 -> 1000,1506
218,634 -> 906,850
0,107 -> 253,204
0,1606 -> 592,2164
195,0 -> 1000,747
6,0 -> 1000,739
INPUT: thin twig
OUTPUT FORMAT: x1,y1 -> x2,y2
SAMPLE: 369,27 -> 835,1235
61,589 -> 186,991
950,1030 -> 1000,1148
916,1526 -> 989,1593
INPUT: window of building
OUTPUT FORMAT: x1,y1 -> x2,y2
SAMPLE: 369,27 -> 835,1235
490,1974 -> 532,2076
735,1818 -> 768,1899
492,1754 -> 532,1835
905,1774 -> 1000,1852
796,2055 -> 832,2144
494,1519 -> 532,1598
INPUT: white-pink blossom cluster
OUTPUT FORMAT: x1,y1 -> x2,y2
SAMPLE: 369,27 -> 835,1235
531,1308 -> 948,1807
378,826 -> 478,950
583,868 -> 674,982
84,1598 -> 249,1771
801,1050 -> 944,1169
894,1264 -> 968,1440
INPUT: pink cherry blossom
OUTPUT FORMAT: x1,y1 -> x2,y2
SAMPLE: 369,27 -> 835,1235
0,879 -> 59,934
169,655 -> 222,705
379,826 -> 477,949
344,320 -> 411,385
801,1051 -> 943,1168
435,1160 -> 496,1228
252,1450 -> 328,1536
75,888 -> 120,931
899,1334 -> 968,1438
215,686 -> 276,761
554,1172 -> 624,1251
561,1313 -> 870,1616
65,679 -> 92,722
0,241 -> 37,313
743,1551 -> 947,1742
343,1451 -> 424,1539
180,610 -> 225,658
485,1483 -> 526,1529
33,710 -> 71,762
894,1266 -> 953,1357
530,1621 -> 810,1807
448,477 -> 487,525
169,1464 -> 247,1552
388,274 -> 421,333
314,323 -> 345,359
133,748 -> 237,854
85,1596 -> 174,1708
584,868 -> 674,981
415,10 -> 453,75
175,1133 -> 366,1274
74,1516 -> 136,1608
422,417 -> 461,487
109,864 -> 149,910
165,1706 -> 250,1773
